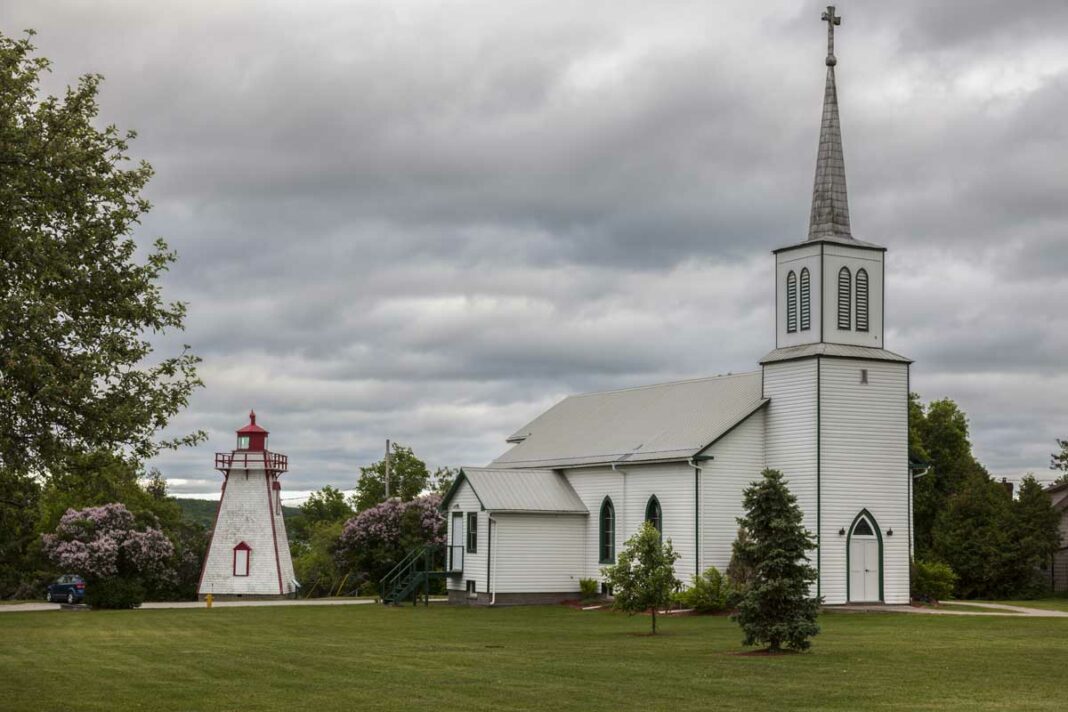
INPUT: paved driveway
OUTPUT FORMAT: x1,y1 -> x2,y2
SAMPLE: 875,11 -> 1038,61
0,598 -> 379,613
833,601 -> 1068,617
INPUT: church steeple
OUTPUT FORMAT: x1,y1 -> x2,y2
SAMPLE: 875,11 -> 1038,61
808,6 -> 852,241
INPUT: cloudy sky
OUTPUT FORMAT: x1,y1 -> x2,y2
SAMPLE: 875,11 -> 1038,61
5,0 -> 1067,497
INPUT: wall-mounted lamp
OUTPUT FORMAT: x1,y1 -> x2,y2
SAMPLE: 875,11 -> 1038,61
838,527 -> 846,536
887,528 -> 894,536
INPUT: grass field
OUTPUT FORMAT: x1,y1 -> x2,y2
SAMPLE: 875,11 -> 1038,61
2,604 -> 1066,712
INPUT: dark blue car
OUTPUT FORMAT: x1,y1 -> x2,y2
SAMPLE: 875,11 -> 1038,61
46,575 -> 86,604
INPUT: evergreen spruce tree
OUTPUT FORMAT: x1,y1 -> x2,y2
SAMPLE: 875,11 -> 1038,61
1013,474 -> 1061,593
601,522 -> 680,634
732,469 -> 821,652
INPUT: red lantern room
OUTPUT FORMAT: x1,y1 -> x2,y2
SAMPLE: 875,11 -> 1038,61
236,410 -> 268,451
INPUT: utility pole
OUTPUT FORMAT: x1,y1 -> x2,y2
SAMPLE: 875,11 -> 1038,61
384,438 -> 391,500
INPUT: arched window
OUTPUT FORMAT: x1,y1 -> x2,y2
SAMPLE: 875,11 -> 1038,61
799,268 -> 811,331
837,267 -> 852,330
645,496 -> 662,534
855,268 -> 869,332
852,517 -> 874,537
599,498 -> 615,564
786,271 -> 798,333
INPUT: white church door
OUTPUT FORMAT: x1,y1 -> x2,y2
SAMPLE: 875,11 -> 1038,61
848,513 -> 881,602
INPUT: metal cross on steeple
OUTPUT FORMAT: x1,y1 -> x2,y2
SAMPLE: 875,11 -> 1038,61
822,5 -> 841,66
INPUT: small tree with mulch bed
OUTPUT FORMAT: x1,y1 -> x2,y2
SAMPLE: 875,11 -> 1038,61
732,469 -> 821,653
601,522 -> 680,634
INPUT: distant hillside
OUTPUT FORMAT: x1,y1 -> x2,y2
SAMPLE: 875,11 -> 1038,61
176,498 -> 301,530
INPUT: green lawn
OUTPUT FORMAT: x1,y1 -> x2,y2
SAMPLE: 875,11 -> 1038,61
1,605 -> 1065,711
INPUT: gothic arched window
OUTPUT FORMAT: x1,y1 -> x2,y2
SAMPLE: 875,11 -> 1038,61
645,496 -> 662,534
837,267 -> 852,330
786,271 -> 798,333
855,268 -> 869,332
599,498 -> 615,564
799,268 -> 811,331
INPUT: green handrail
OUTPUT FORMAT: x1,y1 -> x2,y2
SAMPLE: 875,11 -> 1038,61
380,543 -> 446,604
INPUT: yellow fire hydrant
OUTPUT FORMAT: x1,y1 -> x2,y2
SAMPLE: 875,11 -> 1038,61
205,593 -> 213,609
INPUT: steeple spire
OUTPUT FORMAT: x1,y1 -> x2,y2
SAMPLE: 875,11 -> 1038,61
808,5 -> 852,241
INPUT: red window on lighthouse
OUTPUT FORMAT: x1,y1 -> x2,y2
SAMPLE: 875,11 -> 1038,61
233,541 -> 251,577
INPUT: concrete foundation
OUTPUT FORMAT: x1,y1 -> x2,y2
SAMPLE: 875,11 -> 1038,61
447,590 -> 577,606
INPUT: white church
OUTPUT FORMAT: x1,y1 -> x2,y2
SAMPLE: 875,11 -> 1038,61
441,7 -> 911,606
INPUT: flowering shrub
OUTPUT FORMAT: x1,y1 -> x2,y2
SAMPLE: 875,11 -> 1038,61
336,495 -> 445,587
42,503 -> 175,607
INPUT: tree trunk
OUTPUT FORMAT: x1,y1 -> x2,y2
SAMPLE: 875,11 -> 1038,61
651,607 -> 657,634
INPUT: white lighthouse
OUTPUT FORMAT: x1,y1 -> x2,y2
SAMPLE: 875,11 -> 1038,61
197,411 -> 298,599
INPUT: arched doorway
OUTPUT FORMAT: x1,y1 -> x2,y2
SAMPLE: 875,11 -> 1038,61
847,510 -> 883,602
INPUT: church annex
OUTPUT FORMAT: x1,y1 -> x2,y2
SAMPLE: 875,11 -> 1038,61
440,7 -> 912,606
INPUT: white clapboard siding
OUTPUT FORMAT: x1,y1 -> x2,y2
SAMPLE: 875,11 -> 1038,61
563,467 -> 624,579
199,469 -> 293,596
701,407 -> 766,574
272,479 -> 297,591
763,359 -> 819,536
820,245 -> 885,349
491,514 -> 586,593
444,479 -> 487,592
819,358 -> 910,604
620,463 -> 697,580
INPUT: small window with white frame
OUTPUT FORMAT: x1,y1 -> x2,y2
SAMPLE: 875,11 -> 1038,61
233,542 -> 251,577
465,579 -> 477,599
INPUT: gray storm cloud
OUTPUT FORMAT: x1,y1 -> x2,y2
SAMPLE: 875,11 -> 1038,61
3,0 -> 1066,493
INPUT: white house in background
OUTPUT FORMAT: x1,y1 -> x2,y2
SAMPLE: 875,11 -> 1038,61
197,411 -> 299,600
1046,482 -> 1068,592
440,7 -> 912,606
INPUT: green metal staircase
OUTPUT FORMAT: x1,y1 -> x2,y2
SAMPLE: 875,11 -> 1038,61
379,544 -> 449,606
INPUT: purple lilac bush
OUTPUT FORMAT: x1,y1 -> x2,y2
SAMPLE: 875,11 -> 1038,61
336,494 -> 445,587
42,503 -> 175,600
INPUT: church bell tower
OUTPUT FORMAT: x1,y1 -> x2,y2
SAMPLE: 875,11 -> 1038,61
761,6 -> 912,606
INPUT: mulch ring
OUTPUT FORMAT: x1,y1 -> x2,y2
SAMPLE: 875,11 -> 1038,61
560,600 -> 728,616
727,648 -> 803,657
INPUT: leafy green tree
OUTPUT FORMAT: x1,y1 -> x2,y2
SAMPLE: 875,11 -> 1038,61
1051,439 -> 1068,483
301,486 -> 354,525
293,520 -> 346,598
601,522 -> 680,634
732,469 -> 821,653
430,466 -> 459,497
289,485 -> 355,553
0,30 -> 203,476
912,398 -> 987,558
931,472 -> 1018,598
0,470 -> 43,596
353,443 -> 430,511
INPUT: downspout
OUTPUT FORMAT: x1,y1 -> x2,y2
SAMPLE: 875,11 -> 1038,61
488,514 -> 498,606
688,458 -> 700,577
611,461 -> 627,581
689,456 -> 712,577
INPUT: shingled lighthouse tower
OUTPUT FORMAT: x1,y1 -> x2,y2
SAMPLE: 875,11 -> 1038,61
198,411 -> 298,599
